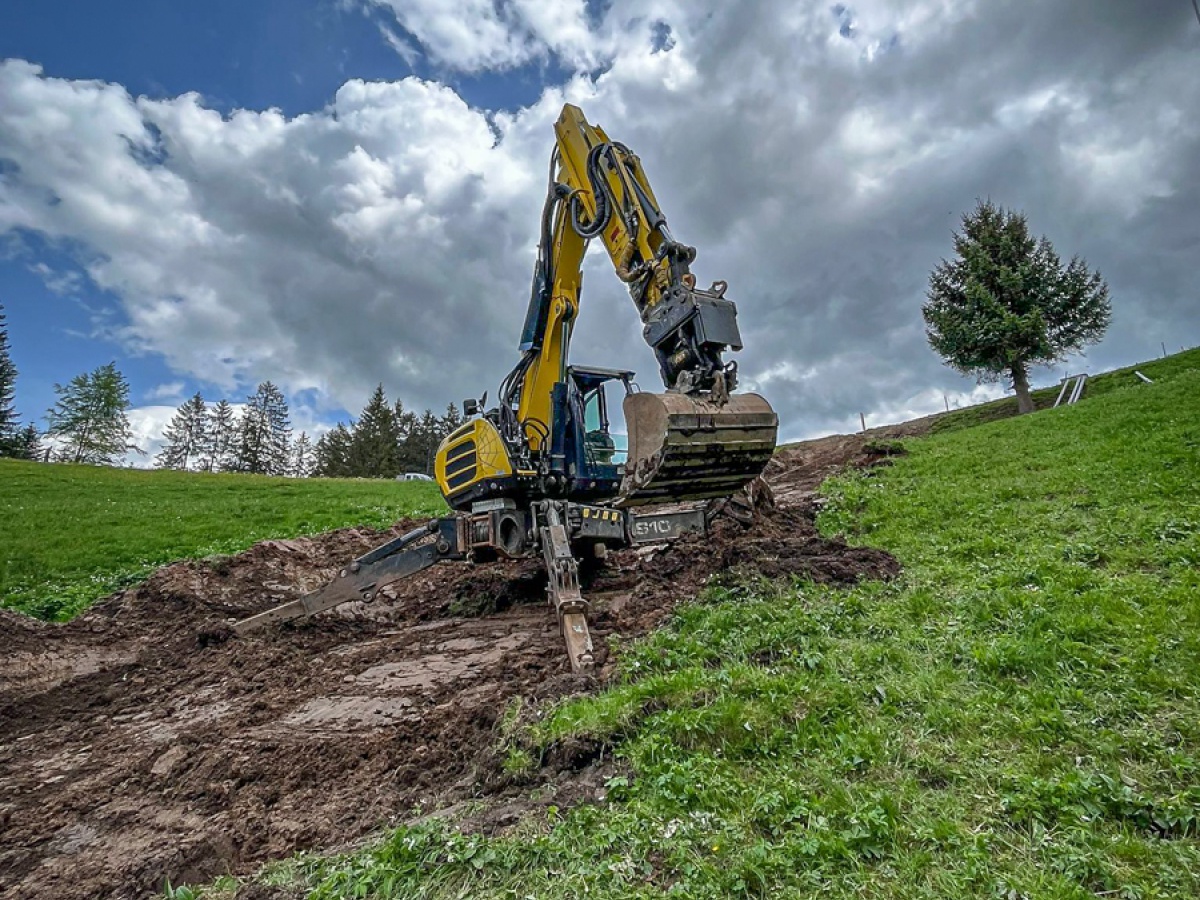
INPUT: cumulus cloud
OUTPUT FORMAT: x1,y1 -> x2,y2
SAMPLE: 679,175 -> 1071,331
126,406 -> 178,465
2,0 -> 1199,446
360,0 -> 606,71
145,381 -> 186,403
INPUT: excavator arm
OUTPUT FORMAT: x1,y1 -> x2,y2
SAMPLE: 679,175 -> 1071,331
509,104 -> 777,504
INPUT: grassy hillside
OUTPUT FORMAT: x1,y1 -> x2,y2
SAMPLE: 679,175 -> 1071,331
0,462 -> 446,621
931,346 -> 1200,435
253,366 -> 1200,898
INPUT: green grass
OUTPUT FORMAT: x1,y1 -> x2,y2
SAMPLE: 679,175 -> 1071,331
229,362 -> 1200,899
931,346 -> 1200,435
0,462 -> 446,620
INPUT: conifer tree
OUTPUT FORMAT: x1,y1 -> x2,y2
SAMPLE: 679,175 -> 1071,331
394,399 -> 415,441
45,362 -> 138,465
203,399 -> 238,472
313,423 -> 353,477
290,430 -> 314,477
924,200 -> 1111,413
348,384 -> 402,477
402,408 -> 443,475
233,381 -> 291,475
440,402 -> 464,436
155,392 -> 208,470
8,423 -> 41,461
263,384 -> 292,474
0,301 -> 21,456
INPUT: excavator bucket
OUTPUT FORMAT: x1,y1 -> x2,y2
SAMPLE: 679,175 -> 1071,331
617,392 -> 779,507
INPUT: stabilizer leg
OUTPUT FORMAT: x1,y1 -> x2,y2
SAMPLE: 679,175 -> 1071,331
540,505 -> 595,674
231,519 -> 463,634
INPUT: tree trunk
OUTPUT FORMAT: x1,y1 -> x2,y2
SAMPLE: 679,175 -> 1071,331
1011,361 -> 1035,414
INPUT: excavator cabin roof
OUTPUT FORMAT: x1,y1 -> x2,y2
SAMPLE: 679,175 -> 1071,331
567,365 -> 635,393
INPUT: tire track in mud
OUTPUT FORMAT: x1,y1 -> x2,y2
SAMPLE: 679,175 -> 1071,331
0,427 -> 919,900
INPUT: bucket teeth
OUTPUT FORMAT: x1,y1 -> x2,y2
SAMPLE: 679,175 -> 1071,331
618,392 -> 778,507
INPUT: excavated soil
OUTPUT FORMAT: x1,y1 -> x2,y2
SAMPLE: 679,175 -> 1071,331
0,425 -> 922,900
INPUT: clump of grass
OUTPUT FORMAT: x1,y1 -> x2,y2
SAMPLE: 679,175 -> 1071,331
861,438 -> 907,457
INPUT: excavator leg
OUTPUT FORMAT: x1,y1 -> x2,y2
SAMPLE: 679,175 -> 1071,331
231,519 -> 465,634
539,502 -> 595,674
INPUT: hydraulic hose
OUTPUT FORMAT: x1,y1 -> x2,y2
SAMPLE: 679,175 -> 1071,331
569,143 -> 613,239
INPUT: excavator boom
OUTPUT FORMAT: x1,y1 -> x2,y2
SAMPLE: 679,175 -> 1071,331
507,104 -> 778,507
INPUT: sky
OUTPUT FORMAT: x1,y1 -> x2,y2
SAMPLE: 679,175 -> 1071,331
2,0 -> 1198,465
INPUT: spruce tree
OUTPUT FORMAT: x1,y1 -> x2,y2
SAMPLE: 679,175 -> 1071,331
204,399 -> 238,472
233,381 -> 291,475
402,409 -> 443,475
312,433 -> 329,476
45,362 -> 138,465
0,301 -> 20,456
348,384 -> 402,477
393,400 -> 417,472
440,402 -> 464,436
313,423 -> 352,477
11,423 -> 41,461
155,392 -> 208,470
263,383 -> 292,474
924,200 -> 1111,413
290,431 -> 314,477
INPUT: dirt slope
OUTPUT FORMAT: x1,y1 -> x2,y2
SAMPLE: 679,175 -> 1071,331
0,425 -> 917,900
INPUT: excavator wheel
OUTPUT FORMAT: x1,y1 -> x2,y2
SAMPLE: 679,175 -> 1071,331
618,392 -> 779,507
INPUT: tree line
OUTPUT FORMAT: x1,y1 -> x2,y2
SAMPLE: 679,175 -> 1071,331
0,302 -> 461,477
154,382 -> 296,475
309,385 -> 463,478
153,382 -> 463,478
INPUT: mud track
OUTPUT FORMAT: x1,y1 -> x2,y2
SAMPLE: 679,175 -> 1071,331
0,427 -> 921,900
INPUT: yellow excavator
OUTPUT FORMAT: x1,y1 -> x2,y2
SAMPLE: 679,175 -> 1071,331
233,105 -> 779,671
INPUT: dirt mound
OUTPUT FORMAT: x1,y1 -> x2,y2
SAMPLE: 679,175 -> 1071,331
0,431 -> 901,900
766,416 -> 933,506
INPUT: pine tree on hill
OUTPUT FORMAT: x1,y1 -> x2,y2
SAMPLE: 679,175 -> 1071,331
204,399 -> 238,472
394,399 -> 415,443
290,431 -> 314,478
233,381 -> 291,475
440,402 -> 464,436
348,384 -> 402,478
402,408 -> 444,475
263,383 -> 292,475
45,362 -> 139,465
14,423 -> 42,461
313,423 -> 352,477
924,200 -> 1111,414
0,301 -> 21,456
155,392 -> 208,471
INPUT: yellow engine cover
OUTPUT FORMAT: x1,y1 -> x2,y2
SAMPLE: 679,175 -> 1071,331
434,418 -> 516,508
